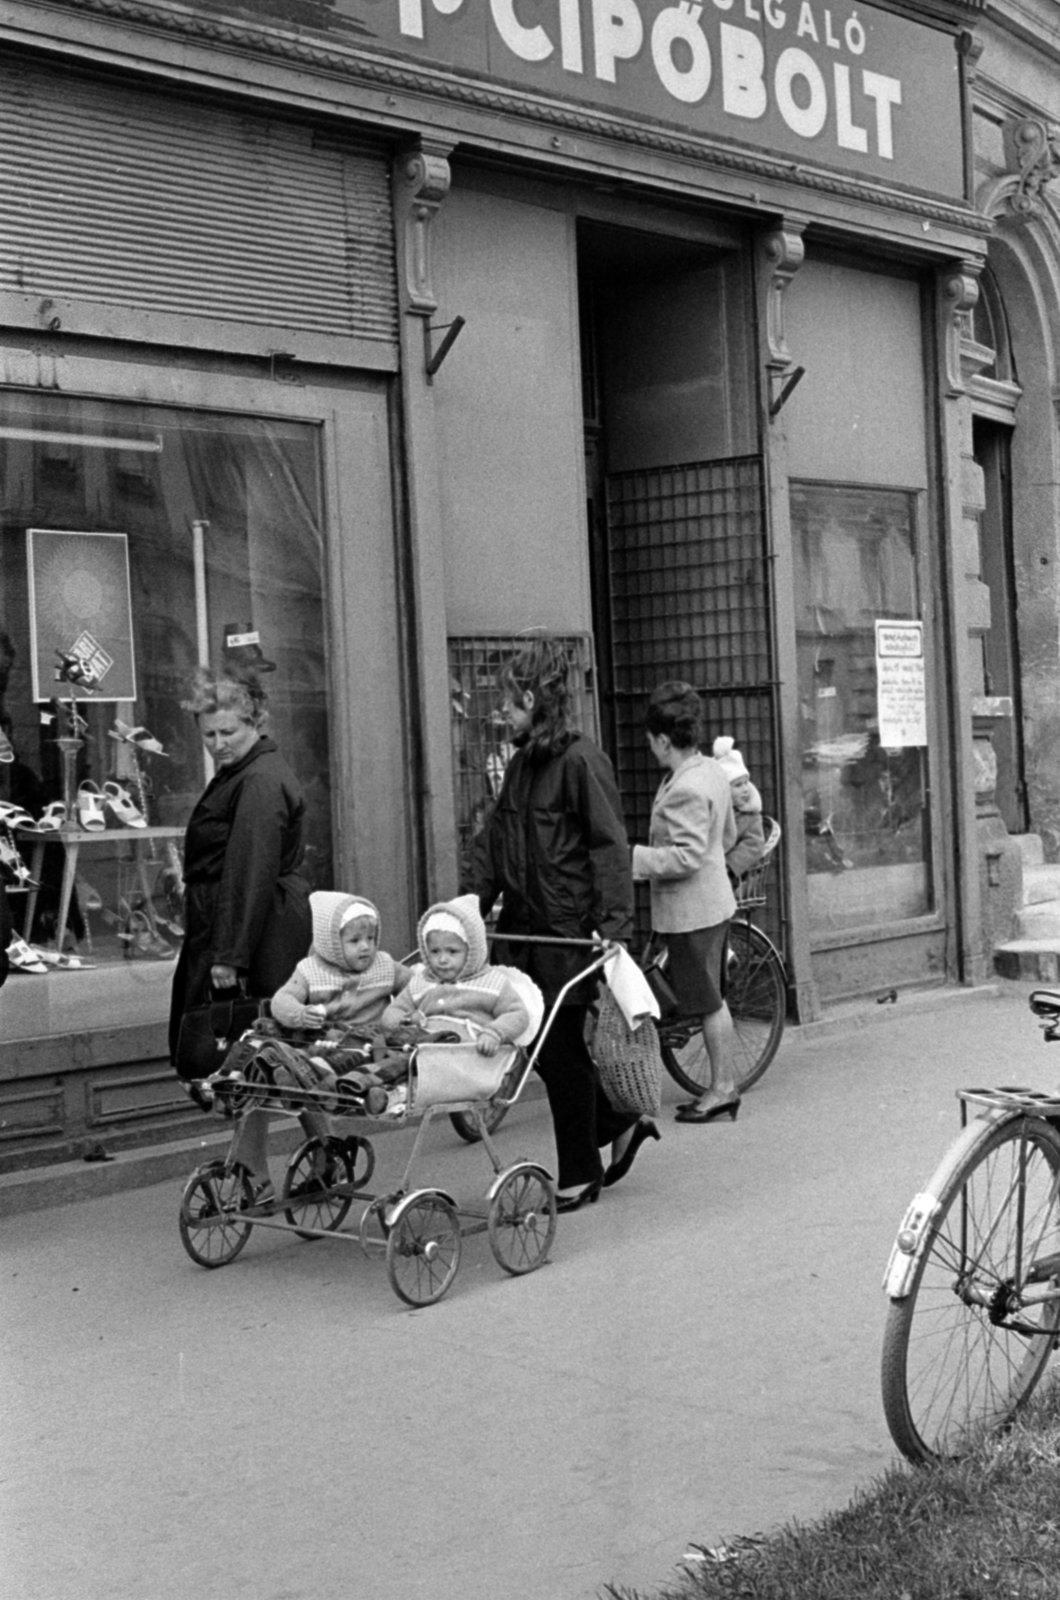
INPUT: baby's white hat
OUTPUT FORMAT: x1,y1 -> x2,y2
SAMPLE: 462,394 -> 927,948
713,735 -> 750,782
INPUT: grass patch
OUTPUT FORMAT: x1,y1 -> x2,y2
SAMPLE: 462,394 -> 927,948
604,1381 -> 1060,1600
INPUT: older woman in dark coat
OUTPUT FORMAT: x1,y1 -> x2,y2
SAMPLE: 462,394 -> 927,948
169,668 -> 311,1082
475,635 -> 658,1211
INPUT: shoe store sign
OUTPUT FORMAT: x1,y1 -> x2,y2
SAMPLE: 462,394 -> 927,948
286,0 -> 962,197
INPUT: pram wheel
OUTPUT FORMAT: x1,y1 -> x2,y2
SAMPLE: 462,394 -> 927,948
449,1101 -> 509,1144
178,1161 -> 255,1268
385,1189 -> 463,1306
281,1137 -> 358,1238
487,1162 -> 556,1276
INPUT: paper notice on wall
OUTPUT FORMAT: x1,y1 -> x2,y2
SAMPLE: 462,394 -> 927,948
876,620 -> 927,748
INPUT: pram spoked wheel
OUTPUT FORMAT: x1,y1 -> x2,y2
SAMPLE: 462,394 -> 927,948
178,1161 -> 256,1268
281,1136 -> 372,1238
385,1189 -> 463,1306
486,1162 -> 556,1275
449,1100 -> 509,1144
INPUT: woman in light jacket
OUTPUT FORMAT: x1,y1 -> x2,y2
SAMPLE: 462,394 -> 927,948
632,682 -> 740,1124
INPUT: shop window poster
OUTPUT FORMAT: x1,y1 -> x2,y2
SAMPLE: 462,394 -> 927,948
26,529 -> 137,703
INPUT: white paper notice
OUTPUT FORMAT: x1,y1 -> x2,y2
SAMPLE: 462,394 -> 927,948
876,620 -> 927,748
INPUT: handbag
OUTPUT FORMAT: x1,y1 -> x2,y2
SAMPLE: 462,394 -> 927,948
592,987 -> 663,1118
174,988 -> 263,1082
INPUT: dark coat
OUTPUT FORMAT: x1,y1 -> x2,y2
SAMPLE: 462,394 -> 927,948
474,731 -> 633,1004
169,736 -> 311,1064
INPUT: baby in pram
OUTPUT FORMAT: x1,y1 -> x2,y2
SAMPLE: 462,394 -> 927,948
223,890 -> 412,1204
381,894 -> 530,1055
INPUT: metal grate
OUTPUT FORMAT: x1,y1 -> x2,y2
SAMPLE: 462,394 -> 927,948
604,456 -> 785,954
447,634 -> 598,891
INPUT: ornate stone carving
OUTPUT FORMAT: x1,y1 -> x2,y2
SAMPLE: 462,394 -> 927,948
758,226 -> 805,375
392,140 -> 453,317
1005,117 -> 1060,217
939,261 -> 981,394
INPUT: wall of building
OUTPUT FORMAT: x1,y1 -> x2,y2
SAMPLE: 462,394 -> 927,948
432,183 -> 590,637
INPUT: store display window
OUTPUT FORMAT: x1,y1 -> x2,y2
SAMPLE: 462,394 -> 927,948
792,482 -> 933,933
0,391 -> 331,1038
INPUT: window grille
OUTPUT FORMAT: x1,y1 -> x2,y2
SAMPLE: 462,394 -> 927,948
447,633 -> 598,889
605,455 -> 785,954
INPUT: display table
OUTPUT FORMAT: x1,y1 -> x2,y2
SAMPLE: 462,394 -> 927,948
17,824 -> 184,953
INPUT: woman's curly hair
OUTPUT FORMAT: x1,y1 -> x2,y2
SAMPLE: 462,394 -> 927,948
181,666 -> 268,729
499,633 -> 575,761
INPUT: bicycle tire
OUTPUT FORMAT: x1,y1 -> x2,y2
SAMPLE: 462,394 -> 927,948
660,923 -> 786,1097
881,1114 -> 1060,1464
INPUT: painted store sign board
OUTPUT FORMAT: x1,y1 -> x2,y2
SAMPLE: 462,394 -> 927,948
197,0 -> 965,198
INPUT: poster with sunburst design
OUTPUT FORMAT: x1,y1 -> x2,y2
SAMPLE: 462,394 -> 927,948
26,530 -> 136,703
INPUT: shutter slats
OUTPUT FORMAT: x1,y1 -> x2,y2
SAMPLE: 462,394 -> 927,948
0,60 -> 397,344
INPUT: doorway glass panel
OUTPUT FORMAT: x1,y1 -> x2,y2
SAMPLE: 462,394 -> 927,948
792,482 -> 932,932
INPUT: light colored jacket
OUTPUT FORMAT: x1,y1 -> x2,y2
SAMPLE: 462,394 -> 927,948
632,754 -> 737,933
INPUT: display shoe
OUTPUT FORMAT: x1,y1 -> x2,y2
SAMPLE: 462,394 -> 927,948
75,876 -> 103,914
0,834 -> 38,887
0,801 -> 37,832
109,720 -> 168,757
33,801 -> 67,832
30,946 -> 96,970
121,910 -> 175,960
102,780 -> 147,829
0,727 -> 13,764
76,781 -> 107,831
6,936 -> 49,974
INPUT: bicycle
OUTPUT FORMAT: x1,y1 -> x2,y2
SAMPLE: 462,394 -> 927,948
647,816 -> 788,1098
881,988 -> 1060,1463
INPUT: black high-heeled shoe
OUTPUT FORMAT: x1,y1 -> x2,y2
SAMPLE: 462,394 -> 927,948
675,1095 -> 741,1124
554,1179 -> 603,1214
603,1118 -> 661,1188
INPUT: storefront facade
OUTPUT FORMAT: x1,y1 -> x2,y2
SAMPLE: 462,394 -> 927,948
0,0 -> 1009,1163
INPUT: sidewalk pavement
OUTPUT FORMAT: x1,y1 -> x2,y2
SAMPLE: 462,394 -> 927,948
3,978 -> 1056,1600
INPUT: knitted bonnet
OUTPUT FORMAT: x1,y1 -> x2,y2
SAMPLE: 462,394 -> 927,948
713,736 -> 750,782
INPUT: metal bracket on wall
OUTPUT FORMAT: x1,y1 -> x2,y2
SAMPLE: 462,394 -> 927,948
769,365 -> 805,419
424,316 -> 466,382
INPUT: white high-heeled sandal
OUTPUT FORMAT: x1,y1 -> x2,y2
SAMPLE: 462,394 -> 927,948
103,781 -> 147,829
6,936 -> 49,974
76,781 -> 107,831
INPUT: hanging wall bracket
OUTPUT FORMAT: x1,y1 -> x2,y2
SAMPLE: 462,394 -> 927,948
425,316 -> 466,382
769,364 -> 806,419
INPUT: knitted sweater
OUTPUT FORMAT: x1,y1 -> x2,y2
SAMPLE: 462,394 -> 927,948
270,890 -> 410,1030
379,892 -> 529,1045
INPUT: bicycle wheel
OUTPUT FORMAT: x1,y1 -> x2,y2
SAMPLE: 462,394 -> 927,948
450,1101 -> 509,1144
660,924 -> 786,1097
178,1161 -> 255,1268
881,1115 -> 1060,1463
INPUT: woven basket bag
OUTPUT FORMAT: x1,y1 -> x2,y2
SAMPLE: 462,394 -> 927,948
592,988 -> 663,1118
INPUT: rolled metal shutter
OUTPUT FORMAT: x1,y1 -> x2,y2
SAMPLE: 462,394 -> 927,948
0,55 -> 397,349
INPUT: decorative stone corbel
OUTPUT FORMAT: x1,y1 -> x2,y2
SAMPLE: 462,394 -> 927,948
939,261 -> 982,396
756,223 -> 806,419
1005,117 -> 1060,217
392,139 -> 454,317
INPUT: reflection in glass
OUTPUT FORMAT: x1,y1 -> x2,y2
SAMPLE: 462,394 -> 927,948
792,483 -> 931,933
0,392 -> 330,1035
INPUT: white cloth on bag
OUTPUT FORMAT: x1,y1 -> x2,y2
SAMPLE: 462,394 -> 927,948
603,945 -> 660,1031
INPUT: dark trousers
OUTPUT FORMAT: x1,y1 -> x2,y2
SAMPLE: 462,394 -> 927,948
535,1003 -> 636,1189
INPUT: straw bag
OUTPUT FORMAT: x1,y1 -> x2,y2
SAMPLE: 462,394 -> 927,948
592,988 -> 663,1118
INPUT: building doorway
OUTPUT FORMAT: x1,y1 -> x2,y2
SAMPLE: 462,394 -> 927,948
576,218 -> 783,949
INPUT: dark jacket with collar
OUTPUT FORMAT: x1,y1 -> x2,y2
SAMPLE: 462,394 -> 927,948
474,731 -> 633,1003
169,736 -> 310,1062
